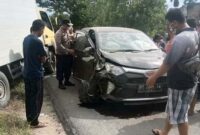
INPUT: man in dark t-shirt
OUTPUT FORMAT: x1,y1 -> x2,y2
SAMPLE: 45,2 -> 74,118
146,9 -> 199,135
23,35 -> 46,78
23,19 -> 47,128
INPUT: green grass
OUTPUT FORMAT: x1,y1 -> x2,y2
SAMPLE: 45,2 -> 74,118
6,79 -> 25,111
0,112 -> 31,135
11,79 -> 25,101
0,80 -> 30,135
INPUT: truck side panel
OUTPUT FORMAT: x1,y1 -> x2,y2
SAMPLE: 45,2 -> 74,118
0,0 -> 38,66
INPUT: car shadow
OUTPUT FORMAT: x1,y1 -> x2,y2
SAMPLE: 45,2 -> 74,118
79,102 -> 166,119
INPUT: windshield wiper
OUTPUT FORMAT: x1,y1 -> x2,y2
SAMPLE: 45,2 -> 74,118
144,49 -> 159,52
110,49 -> 142,53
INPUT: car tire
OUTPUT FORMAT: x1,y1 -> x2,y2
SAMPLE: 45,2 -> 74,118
0,71 -> 10,108
78,80 -> 101,105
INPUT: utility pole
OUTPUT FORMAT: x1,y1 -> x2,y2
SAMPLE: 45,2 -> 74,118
174,0 -> 179,6
171,0 -> 180,7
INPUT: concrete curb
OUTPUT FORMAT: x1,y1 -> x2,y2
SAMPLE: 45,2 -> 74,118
44,78 -> 80,135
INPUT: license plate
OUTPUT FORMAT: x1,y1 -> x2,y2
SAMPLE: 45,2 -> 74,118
137,84 -> 162,93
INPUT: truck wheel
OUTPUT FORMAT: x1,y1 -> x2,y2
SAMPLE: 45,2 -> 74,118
49,51 -> 56,71
0,72 -> 10,108
78,80 -> 101,105
44,50 -> 55,75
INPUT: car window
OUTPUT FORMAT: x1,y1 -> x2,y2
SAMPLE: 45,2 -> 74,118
97,31 -> 158,52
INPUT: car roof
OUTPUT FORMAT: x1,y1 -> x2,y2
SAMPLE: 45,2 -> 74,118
82,27 -> 142,33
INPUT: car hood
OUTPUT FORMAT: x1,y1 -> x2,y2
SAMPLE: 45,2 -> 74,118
101,50 -> 165,69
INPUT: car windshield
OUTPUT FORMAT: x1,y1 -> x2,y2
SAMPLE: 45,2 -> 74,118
97,31 -> 158,52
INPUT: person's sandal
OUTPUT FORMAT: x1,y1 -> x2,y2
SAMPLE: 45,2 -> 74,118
30,122 -> 47,128
152,129 -> 161,135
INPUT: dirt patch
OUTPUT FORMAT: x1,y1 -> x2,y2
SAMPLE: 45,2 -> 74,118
31,92 -> 66,135
0,80 -> 66,135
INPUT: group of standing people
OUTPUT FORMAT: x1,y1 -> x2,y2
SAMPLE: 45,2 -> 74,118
154,18 -> 200,54
153,34 -> 166,51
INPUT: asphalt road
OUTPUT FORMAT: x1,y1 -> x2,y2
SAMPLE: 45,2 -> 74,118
44,75 -> 200,135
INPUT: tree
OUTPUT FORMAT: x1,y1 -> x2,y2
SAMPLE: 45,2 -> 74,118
36,0 -> 94,29
36,0 -> 53,8
36,0 -> 166,36
90,0 -> 166,36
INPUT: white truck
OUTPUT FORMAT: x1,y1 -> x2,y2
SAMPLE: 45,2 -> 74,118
0,0 -> 55,107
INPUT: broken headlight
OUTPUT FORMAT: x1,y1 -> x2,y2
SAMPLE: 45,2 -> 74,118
105,63 -> 125,76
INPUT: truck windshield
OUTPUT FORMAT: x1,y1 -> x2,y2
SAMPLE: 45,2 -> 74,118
40,11 -> 53,31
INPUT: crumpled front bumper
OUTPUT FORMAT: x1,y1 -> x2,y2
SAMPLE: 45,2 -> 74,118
98,69 -> 168,104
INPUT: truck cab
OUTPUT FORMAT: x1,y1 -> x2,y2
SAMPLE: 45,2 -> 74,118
38,8 -> 56,74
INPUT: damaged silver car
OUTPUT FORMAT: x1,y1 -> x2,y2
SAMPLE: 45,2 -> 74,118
73,27 -> 168,105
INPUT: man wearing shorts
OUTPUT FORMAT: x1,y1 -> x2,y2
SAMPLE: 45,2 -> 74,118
146,8 -> 199,135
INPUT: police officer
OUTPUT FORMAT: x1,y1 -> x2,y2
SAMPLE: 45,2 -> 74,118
55,20 -> 75,89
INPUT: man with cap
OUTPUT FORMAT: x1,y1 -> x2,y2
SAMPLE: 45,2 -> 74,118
55,20 -> 75,89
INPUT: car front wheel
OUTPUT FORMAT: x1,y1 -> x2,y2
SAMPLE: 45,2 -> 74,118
78,80 -> 101,105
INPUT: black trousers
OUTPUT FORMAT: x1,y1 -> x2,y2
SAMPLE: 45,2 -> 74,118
56,54 -> 73,84
24,77 -> 43,126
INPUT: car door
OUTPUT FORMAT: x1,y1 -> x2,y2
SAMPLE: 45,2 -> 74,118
73,30 -> 97,81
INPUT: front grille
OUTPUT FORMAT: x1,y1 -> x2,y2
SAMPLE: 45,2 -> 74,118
127,77 -> 166,86
128,78 -> 145,84
112,75 -> 167,99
